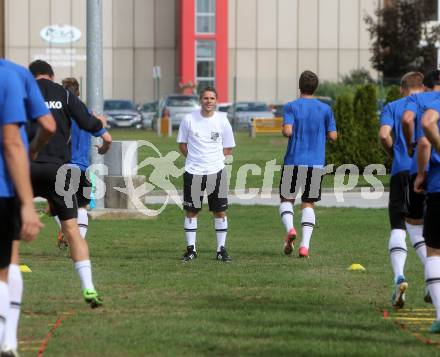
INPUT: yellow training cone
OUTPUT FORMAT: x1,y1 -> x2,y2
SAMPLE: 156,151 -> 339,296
348,264 -> 365,271
19,265 -> 32,273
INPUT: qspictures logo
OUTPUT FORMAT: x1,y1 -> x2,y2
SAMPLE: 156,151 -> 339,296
54,141 -> 387,217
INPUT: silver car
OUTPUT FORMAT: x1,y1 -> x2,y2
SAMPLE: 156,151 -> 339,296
156,94 -> 200,129
228,102 -> 274,130
104,100 -> 142,129
140,101 -> 158,129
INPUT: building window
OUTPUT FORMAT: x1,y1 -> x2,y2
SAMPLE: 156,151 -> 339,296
196,40 -> 215,92
196,0 -> 216,34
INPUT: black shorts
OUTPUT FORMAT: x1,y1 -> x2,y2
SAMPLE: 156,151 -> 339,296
279,165 -> 324,203
388,171 -> 410,230
183,169 -> 228,212
76,170 -> 92,208
0,198 -> 20,268
424,193 -> 440,249
408,174 -> 425,220
31,162 -> 78,221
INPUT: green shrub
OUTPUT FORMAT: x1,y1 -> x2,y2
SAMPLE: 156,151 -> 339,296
315,81 -> 357,100
326,94 -> 358,168
385,85 -> 402,104
326,85 -> 390,171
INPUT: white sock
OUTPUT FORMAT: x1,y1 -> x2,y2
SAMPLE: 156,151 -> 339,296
4,264 -> 22,350
77,208 -> 88,239
425,256 -> 440,320
279,202 -> 294,233
389,229 -> 407,282
0,281 -> 9,345
54,216 -> 61,228
184,217 -> 197,250
300,208 -> 315,249
405,223 -> 426,265
74,260 -> 95,291
215,217 -> 228,251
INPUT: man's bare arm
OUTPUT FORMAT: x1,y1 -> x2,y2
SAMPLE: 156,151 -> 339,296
422,109 -> 440,152
379,125 -> 393,157
327,131 -> 337,142
223,148 -> 233,156
3,124 -> 42,241
179,143 -> 188,157
282,124 -> 292,137
402,110 -> 415,154
414,137 -> 431,194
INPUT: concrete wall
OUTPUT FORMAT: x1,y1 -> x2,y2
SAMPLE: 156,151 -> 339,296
4,0 -> 177,104
4,0 -> 379,103
229,0 -> 380,103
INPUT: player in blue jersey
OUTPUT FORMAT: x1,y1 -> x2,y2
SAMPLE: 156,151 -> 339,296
0,67 -> 42,356
0,59 -> 56,356
53,77 -> 95,248
379,72 -> 425,309
279,71 -> 337,258
417,97 -> 440,332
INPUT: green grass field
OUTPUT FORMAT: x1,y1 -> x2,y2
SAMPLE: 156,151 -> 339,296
17,205 -> 440,356
109,129 -> 390,191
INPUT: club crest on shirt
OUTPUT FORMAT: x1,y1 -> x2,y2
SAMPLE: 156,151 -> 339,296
211,132 -> 220,141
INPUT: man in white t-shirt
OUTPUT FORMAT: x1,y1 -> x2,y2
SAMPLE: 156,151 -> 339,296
177,87 -> 236,262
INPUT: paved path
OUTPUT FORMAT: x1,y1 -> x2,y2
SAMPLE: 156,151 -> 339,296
144,191 -> 389,209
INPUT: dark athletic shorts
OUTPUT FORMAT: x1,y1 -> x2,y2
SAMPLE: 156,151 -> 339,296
279,165 -> 325,203
183,169 -> 228,212
76,170 -> 92,208
407,173 -> 425,220
388,171 -> 410,230
31,162 -> 78,221
424,193 -> 440,249
0,198 -> 20,268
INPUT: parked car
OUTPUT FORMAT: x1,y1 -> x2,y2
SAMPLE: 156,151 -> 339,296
270,104 -> 284,117
217,102 -> 232,113
155,94 -> 200,130
104,99 -> 142,128
140,101 -> 158,129
227,102 -> 274,130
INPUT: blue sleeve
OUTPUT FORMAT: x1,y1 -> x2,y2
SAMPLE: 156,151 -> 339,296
0,71 -> 27,127
427,100 -> 440,115
283,103 -> 294,125
404,96 -> 417,114
92,128 -> 107,137
25,70 -> 49,120
380,104 -> 394,127
326,108 -> 336,132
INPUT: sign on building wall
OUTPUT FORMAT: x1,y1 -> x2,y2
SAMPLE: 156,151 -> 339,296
34,25 -> 86,68
40,25 -> 82,44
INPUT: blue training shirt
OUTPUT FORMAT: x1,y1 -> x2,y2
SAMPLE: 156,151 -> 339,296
0,68 -> 27,197
380,98 -> 412,176
424,99 -> 440,193
71,119 -> 91,171
405,91 -> 440,174
0,59 -> 50,149
283,98 -> 336,167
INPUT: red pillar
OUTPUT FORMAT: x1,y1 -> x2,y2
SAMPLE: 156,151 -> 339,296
179,0 -> 228,102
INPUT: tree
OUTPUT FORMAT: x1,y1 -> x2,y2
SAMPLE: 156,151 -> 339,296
365,0 -> 440,82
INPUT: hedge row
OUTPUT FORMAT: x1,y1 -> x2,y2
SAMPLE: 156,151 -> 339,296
326,84 -> 390,171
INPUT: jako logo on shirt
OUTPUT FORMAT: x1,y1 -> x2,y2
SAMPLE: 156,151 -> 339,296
46,101 -> 62,109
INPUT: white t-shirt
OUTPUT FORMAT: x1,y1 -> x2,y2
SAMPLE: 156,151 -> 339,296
177,110 -> 236,175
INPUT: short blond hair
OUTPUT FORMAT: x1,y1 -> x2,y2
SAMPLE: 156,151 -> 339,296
62,77 -> 80,97
400,72 -> 424,91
